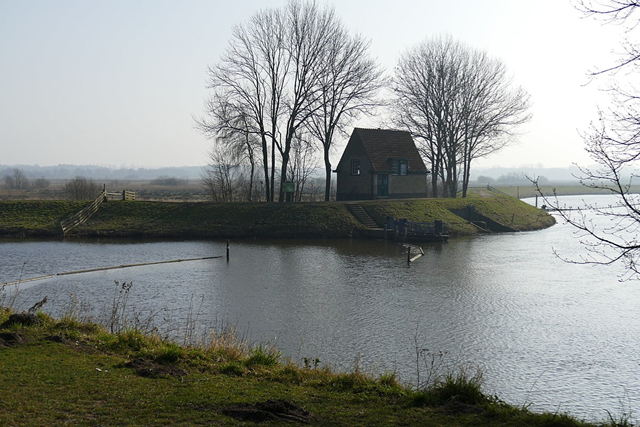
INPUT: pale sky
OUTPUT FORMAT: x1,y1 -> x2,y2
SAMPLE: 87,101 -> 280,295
0,0 -> 624,169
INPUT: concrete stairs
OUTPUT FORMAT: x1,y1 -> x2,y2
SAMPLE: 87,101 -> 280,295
346,204 -> 379,228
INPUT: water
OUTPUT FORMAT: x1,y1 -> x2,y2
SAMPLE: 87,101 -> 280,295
1,195 -> 639,422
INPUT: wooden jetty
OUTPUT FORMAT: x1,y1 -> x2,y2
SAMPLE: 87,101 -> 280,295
386,217 -> 449,243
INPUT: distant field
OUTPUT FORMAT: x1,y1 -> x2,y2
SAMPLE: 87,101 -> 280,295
0,179 -> 327,202
468,184 -> 640,199
0,180 -> 209,202
3,179 -> 636,202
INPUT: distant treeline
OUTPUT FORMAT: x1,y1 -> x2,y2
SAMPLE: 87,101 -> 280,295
0,165 -> 203,180
2,164 -> 590,184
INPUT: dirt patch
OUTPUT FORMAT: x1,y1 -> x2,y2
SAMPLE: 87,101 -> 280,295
45,334 -> 70,344
0,332 -> 28,348
441,401 -> 485,415
222,399 -> 312,423
125,357 -> 186,378
0,313 -> 41,329
41,334 -> 102,356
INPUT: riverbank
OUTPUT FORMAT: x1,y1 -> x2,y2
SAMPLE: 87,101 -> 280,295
0,195 -> 554,239
0,307 -> 611,426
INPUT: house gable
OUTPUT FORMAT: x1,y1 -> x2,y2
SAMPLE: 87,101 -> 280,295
335,128 -> 428,201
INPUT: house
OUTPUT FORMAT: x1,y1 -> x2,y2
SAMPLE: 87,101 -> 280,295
334,128 -> 429,201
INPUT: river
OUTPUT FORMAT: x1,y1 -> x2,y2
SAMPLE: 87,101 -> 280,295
1,194 -> 639,422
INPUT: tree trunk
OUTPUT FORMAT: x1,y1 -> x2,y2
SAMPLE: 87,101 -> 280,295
270,138 -> 276,202
260,135 -> 271,202
324,148 -> 332,201
278,151 -> 290,202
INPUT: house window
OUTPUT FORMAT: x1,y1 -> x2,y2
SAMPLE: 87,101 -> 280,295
392,159 -> 408,176
350,159 -> 361,176
399,160 -> 408,176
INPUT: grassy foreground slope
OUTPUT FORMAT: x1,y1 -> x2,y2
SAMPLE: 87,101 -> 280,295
0,308 -> 606,427
0,195 -> 554,238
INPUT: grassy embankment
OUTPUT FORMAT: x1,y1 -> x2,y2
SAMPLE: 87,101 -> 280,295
0,307 -> 617,427
0,195 -> 554,238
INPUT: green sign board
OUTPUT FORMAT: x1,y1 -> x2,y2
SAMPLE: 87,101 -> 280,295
282,182 -> 295,193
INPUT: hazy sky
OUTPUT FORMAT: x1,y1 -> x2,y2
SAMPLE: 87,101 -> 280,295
0,0 -> 624,169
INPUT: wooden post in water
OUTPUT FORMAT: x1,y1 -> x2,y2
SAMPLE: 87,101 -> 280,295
385,216 -> 393,241
407,246 -> 411,266
226,240 -> 230,262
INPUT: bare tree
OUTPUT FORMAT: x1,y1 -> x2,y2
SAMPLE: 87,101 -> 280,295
65,176 -> 100,200
457,55 -> 532,197
575,0 -> 640,75
306,26 -> 384,201
535,1 -> 640,278
200,1 -> 352,202
392,36 -> 531,198
197,99 -> 261,201
3,168 -> 30,190
199,6 -> 287,202
287,132 -> 318,202
201,145 -> 242,202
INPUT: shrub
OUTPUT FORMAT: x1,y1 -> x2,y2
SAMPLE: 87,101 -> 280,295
65,176 -> 100,200
150,176 -> 188,186
153,342 -> 185,364
246,344 -> 281,367
412,368 -> 488,407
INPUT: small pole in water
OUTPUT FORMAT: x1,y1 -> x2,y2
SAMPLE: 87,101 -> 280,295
226,240 -> 230,263
407,246 -> 411,266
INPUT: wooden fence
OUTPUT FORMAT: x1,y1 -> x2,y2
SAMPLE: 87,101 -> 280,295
60,186 -> 136,235
106,190 -> 136,201
60,190 -> 106,234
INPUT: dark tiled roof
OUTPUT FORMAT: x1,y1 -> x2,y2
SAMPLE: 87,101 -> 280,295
353,128 -> 427,172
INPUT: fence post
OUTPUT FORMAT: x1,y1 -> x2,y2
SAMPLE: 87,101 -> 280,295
385,216 -> 394,241
399,218 -> 407,243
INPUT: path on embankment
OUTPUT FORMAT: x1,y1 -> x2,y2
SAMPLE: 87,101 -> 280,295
0,196 -> 555,239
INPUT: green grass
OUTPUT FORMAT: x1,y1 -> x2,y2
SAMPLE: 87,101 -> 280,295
361,195 -> 555,233
0,200 -> 90,234
0,307 -> 619,427
0,196 -> 554,239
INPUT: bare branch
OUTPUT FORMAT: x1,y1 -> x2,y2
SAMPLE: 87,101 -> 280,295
391,36 -> 531,198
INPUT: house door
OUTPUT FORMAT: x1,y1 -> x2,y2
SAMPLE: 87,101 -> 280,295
377,174 -> 389,197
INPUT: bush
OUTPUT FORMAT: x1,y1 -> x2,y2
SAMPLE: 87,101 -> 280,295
412,368 -> 488,407
150,176 -> 188,186
32,177 -> 50,190
65,176 -> 101,200
246,344 -> 281,367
